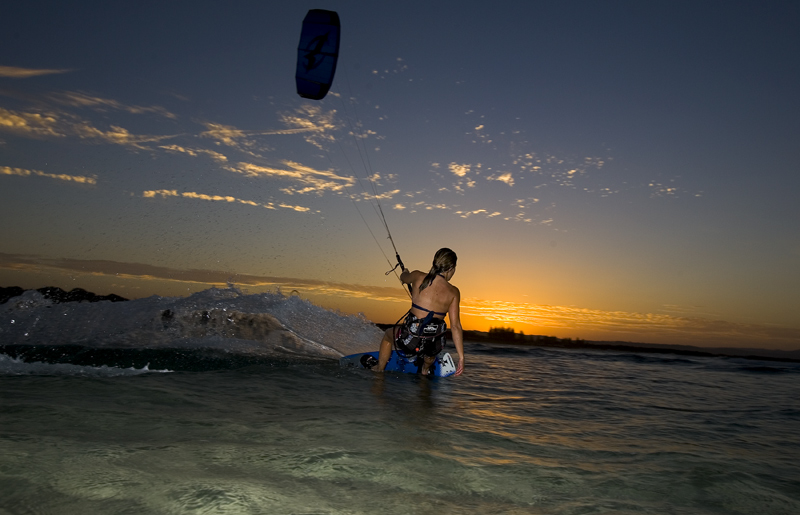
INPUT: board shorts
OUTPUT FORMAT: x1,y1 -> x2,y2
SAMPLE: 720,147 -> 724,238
394,313 -> 447,357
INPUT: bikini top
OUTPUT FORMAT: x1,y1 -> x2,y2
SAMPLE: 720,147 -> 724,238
411,303 -> 447,318
409,273 -> 448,320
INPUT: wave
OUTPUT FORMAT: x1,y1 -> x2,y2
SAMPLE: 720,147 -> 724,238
0,287 -> 382,374
0,352 -> 171,377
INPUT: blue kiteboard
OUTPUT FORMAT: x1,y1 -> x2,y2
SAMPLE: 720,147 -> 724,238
339,350 -> 457,377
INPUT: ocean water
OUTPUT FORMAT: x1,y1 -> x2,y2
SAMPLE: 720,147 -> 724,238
1,288 -> 799,514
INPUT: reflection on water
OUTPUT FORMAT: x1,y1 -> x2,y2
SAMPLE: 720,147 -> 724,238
1,343 -> 799,514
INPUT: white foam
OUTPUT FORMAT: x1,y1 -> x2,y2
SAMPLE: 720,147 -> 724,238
0,353 -> 171,377
0,287 -> 382,358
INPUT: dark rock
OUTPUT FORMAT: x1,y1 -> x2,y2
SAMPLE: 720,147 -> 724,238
0,286 -> 25,304
0,286 -> 128,304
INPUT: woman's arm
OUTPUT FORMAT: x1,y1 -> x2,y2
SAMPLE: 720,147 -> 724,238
399,269 -> 424,289
448,287 -> 465,376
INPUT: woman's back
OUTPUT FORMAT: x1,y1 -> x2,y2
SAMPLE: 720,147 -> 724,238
409,272 -> 457,319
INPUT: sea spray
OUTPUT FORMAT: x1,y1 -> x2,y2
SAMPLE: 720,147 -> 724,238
1,287 -> 382,362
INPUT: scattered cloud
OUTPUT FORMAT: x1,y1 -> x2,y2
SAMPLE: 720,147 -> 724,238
648,179 -> 686,198
0,106 -> 178,148
370,189 -> 400,201
470,123 -> 491,144
159,144 -> 228,162
199,122 -> 312,144
143,189 -> 312,213
279,104 -> 340,149
73,122 -> 178,148
452,118 -> 702,216
225,161 -> 355,195
0,107 -> 64,137
445,162 -> 481,192
0,81 -> 701,234
199,122 -> 248,147
448,162 -> 470,178
487,171 -> 515,186
198,120 -> 327,158
0,66 -> 72,78
370,57 -> 410,80
1,166 -> 97,185
48,91 -> 177,119
198,122 -> 271,157
457,209 -> 487,218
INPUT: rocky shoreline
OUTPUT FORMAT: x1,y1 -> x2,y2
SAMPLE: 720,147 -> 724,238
0,286 -> 128,305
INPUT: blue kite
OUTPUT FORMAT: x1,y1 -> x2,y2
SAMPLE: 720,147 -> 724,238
296,9 -> 340,100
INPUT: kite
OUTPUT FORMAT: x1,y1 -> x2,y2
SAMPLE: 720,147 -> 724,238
296,9 -> 340,100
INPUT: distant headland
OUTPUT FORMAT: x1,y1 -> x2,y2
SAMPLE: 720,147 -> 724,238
376,324 -> 800,364
0,286 -> 128,305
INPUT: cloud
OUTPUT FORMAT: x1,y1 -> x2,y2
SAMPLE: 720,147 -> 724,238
48,91 -> 177,119
0,107 -> 64,137
199,122 -> 248,147
445,162 -> 479,192
194,104 -> 339,157
0,252 -> 406,302
198,122 -> 313,157
142,189 -> 312,213
648,180 -> 680,197
455,119 -> 700,209
456,209 -> 487,218
159,144 -> 228,162
0,106 -> 178,148
279,104 -> 340,149
487,172 -> 515,186
370,57 -> 410,80
0,66 -> 72,78
391,198 -> 518,222
470,123 -> 491,144
1,165 -> 97,185
225,161 -> 355,195
361,189 -> 399,201
448,162 -> 471,177
73,122 -> 178,148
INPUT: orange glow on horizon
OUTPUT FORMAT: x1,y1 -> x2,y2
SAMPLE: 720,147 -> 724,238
2,257 -> 799,350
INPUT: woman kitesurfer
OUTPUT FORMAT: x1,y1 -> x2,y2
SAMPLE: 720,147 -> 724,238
376,248 -> 464,376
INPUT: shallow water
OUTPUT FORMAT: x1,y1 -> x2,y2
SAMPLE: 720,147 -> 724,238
1,290 -> 799,514
2,345 -> 799,514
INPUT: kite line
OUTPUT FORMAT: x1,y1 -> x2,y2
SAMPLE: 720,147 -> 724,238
296,9 -> 409,296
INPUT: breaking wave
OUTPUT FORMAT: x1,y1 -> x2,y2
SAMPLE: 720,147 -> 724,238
0,287 -> 382,374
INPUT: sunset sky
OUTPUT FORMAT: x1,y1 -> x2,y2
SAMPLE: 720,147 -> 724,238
2,1 -> 799,349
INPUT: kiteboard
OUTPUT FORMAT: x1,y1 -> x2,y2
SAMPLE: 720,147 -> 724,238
339,350 -> 457,377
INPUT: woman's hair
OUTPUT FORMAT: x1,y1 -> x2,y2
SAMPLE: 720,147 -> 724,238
419,248 -> 457,292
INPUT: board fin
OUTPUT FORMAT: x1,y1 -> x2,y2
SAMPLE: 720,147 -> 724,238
438,353 -> 457,377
